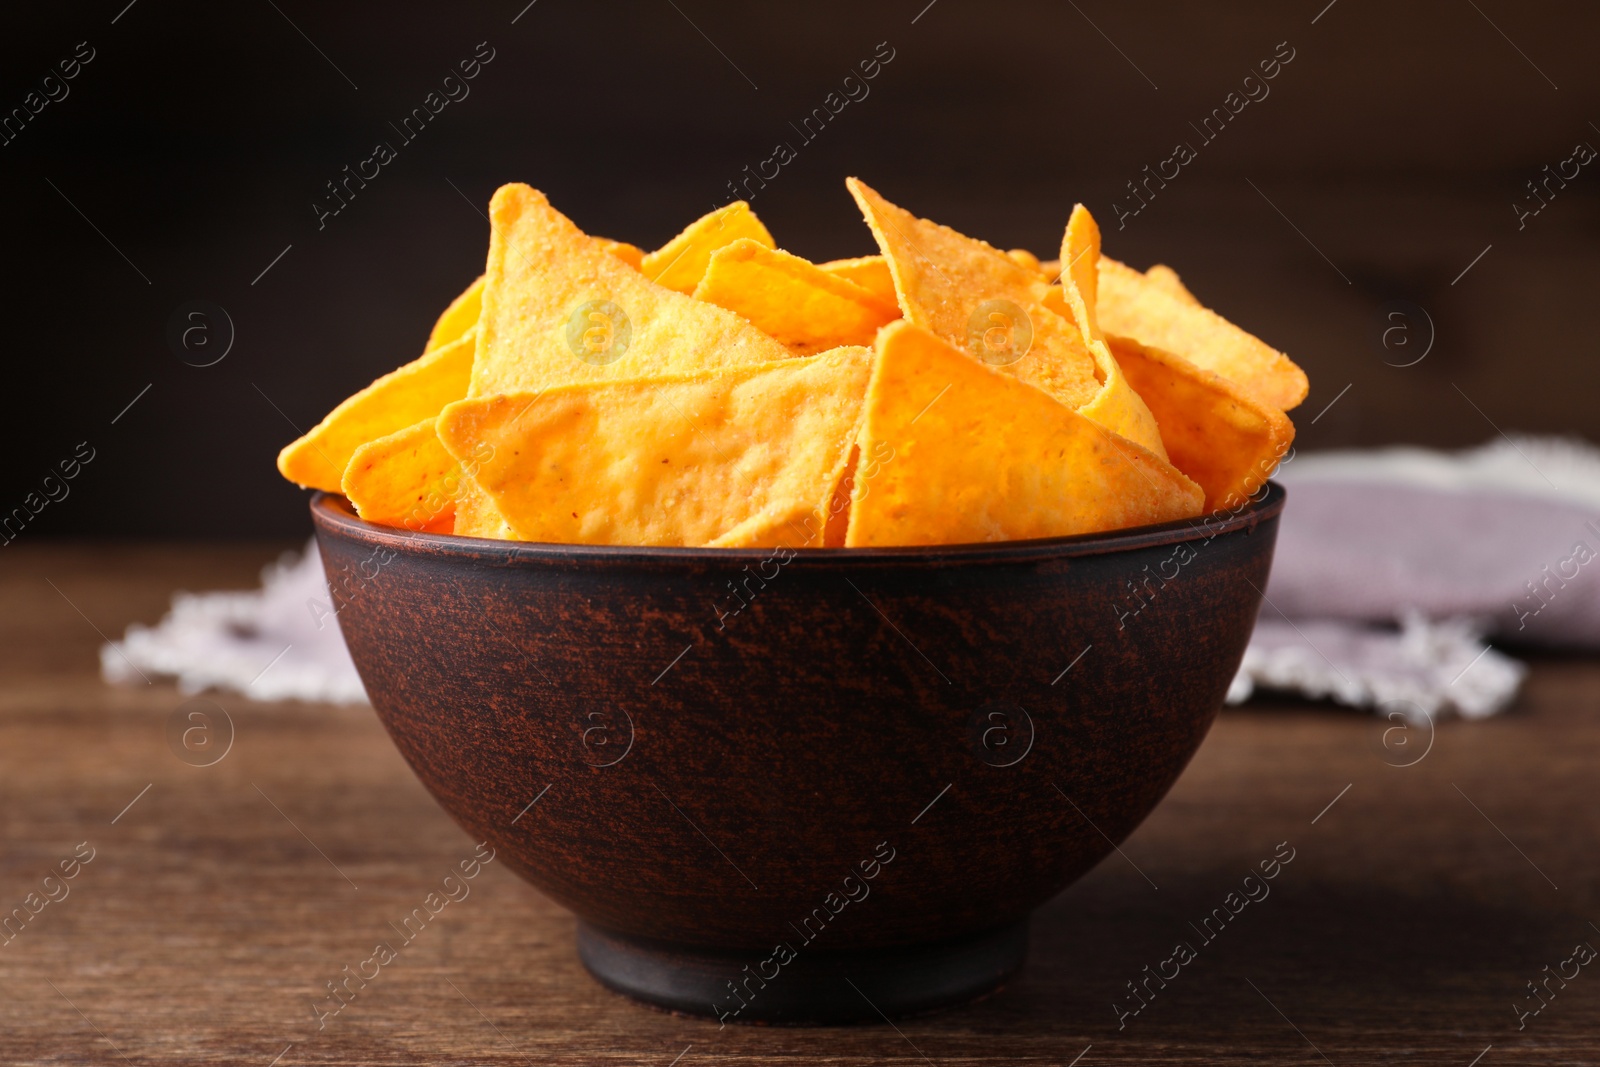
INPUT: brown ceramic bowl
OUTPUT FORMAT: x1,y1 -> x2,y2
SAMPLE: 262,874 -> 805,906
311,484 -> 1285,1024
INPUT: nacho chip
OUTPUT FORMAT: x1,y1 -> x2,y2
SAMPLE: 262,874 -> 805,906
1061,205 -> 1101,337
439,347 -> 872,547
1144,263 -> 1199,306
846,181 -> 1166,458
1056,204 -> 1167,461
846,322 -> 1203,546
1107,334 -> 1294,512
694,239 -> 899,354
276,329 -> 475,492
426,277 -> 483,352
341,418 -> 462,533
818,255 -> 898,308
706,501 -> 826,550
822,443 -> 859,547
846,177 -> 1102,410
595,237 -> 645,270
452,479 -> 514,540
471,185 -> 794,397
1098,257 -> 1308,410
640,201 -> 774,294
1077,340 -> 1168,462
1006,248 -> 1043,272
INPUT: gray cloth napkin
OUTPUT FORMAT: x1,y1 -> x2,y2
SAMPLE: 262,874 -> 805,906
1229,436 -> 1600,718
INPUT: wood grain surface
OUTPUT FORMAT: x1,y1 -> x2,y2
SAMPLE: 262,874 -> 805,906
2,544 -> 1597,1065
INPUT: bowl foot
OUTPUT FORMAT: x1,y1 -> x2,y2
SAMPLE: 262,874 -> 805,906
576,919 -> 1028,1025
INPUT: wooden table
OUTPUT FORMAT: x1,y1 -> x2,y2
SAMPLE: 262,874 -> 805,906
3,545 -> 1597,1065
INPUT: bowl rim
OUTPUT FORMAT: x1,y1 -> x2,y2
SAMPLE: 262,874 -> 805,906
310,481 -> 1285,567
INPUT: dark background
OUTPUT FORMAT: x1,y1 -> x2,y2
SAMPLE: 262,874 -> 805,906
3,0 -> 1597,539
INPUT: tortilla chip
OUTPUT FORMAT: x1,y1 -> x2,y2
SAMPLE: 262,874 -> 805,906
438,347 -> 872,547
847,180 -> 1170,459
822,444 -> 859,547
595,237 -> 644,270
452,480 -> 515,540
1061,205 -> 1101,337
1076,341 -> 1168,462
1056,205 -> 1167,461
694,239 -> 899,354
640,201 -> 774,294
1006,248 -> 1043,272
845,178 -> 1101,410
845,322 -> 1203,547
1107,334 -> 1294,512
471,185 -> 794,397
706,501 -> 825,550
818,255 -> 898,308
341,418 -> 462,533
277,328 -> 476,492
426,277 -> 484,352
1098,256 -> 1308,410
1144,263 -> 1199,306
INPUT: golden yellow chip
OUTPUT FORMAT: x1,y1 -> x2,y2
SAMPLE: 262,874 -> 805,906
438,347 -> 872,547
425,277 -> 483,352
1144,263 -> 1199,306
1061,205 -> 1101,336
471,185 -> 795,398
846,178 -> 1099,408
693,239 -> 899,354
341,417 -> 462,533
846,322 -> 1203,547
846,179 -> 1166,458
818,255 -> 898,308
639,201 -> 774,294
276,328 -> 475,493
1055,204 -> 1167,460
595,237 -> 645,270
706,501 -> 829,550
1098,256 -> 1308,410
1107,334 -> 1294,512
1006,248 -> 1043,272
452,479 -> 514,540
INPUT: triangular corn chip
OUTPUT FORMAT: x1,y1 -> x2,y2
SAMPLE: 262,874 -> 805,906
470,185 -> 794,398
1098,256 -> 1308,410
453,479 -> 515,540
845,322 -> 1203,547
694,239 -> 899,354
1144,263 -> 1199,306
822,443 -> 859,547
595,237 -> 644,270
846,178 -> 1167,458
1058,205 -> 1168,461
426,277 -> 483,352
439,347 -> 872,547
1107,334 -> 1294,512
277,328 -> 475,492
1062,205 -> 1101,337
341,417 -> 463,533
818,255 -> 897,307
1006,248 -> 1043,272
706,501 -> 828,550
640,201 -> 774,294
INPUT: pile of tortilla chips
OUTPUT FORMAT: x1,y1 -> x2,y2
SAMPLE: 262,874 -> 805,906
277,179 -> 1306,548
